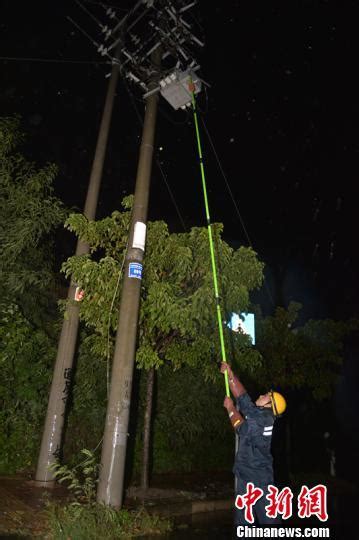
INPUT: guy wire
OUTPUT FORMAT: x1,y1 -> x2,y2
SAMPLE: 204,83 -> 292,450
106,238 -> 129,398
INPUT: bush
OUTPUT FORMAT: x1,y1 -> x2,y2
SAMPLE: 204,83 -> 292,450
0,302 -> 54,473
131,365 -> 234,476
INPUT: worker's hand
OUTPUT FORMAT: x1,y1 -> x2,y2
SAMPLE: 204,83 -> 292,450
220,362 -> 234,377
223,396 -> 234,410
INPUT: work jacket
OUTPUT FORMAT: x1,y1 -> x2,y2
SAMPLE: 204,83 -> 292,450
233,392 -> 275,488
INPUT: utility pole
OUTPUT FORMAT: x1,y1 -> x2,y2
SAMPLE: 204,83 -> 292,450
96,59 -> 159,508
35,63 -> 120,486
35,0 -> 203,494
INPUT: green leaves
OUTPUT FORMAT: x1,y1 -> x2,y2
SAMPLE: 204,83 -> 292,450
0,116 -> 67,303
0,116 -> 67,472
49,448 -> 100,504
136,344 -> 163,370
254,302 -> 352,400
0,116 -> 24,155
61,198 -> 264,375
0,302 -> 54,472
65,210 -> 130,258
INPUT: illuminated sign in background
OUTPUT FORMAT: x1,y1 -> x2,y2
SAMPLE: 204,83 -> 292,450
228,312 -> 255,345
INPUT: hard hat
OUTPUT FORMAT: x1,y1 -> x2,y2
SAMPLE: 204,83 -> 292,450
270,390 -> 286,416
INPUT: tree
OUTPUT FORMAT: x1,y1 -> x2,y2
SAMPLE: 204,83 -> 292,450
0,302 -> 55,472
253,302 -> 358,481
0,116 -> 67,472
0,116 -> 66,324
62,197 -> 265,487
254,301 -> 356,399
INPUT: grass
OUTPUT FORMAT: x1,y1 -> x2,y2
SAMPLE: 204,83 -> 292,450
46,502 -> 172,539
0,503 -> 172,539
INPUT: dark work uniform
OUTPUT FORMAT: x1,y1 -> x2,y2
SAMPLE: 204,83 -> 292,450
234,392 -> 280,526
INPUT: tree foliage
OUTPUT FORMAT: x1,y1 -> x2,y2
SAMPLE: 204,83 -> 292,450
61,202 -> 265,476
0,116 -> 67,471
0,116 -> 66,322
151,365 -> 235,472
254,302 -> 358,400
62,198 -> 264,380
0,302 -> 54,472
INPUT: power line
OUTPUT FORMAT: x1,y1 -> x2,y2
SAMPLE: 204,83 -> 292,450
155,158 -> 188,232
81,0 -> 127,12
66,15 -> 100,47
121,75 -> 188,231
158,103 -> 191,126
75,0 -> 105,29
200,115 -> 252,246
200,114 -> 275,308
0,55 -> 110,65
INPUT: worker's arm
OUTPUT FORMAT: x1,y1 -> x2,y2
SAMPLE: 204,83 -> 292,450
221,363 -> 257,417
223,396 -> 244,431
220,362 -> 246,398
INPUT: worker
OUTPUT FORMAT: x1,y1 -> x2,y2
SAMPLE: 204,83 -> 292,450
221,362 -> 286,526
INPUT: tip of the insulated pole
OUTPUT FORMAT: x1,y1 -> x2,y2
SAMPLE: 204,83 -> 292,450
188,82 -> 196,93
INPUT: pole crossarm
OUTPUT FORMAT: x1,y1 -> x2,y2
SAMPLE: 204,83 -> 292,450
69,0 -> 204,95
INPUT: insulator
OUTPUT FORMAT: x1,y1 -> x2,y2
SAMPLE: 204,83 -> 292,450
98,44 -> 108,56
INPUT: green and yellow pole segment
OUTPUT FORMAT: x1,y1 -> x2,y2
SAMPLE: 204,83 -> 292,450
189,83 -> 230,397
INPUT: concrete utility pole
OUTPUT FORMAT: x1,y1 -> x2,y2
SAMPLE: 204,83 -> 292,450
35,64 -> 120,486
97,61 -> 159,508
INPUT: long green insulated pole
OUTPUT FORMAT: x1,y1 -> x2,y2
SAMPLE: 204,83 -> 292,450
191,88 -> 230,397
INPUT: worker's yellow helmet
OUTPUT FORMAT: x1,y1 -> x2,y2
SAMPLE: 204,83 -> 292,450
269,390 -> 286,416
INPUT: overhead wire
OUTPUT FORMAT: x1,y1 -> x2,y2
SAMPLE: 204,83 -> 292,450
75,0 -> 106,29
195,81 -> 209,115
67,15 -> 99,46
199,115 -> 252,247
82,0 -> 127,12
67,237 -> 129,460
0,55 -> 110,65
158,103 -> 191,126
121,73 -> 188,231
106,238 -> 129,397
199,113 -> 275,308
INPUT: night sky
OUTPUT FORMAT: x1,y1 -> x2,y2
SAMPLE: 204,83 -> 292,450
2,0 -> 358,323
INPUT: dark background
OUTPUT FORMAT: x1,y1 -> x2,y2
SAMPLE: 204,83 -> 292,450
1,0 -> 358,491
2,0 -> 358,322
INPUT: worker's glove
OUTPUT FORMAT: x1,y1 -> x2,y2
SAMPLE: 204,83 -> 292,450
220,362 -> 234,377
223,396 -> 244,430
223,396 -> 234,411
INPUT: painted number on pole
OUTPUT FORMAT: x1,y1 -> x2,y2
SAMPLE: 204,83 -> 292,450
128,262 -> 143,279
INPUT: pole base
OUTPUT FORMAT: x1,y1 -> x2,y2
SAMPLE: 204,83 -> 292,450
29,479 -> 56,489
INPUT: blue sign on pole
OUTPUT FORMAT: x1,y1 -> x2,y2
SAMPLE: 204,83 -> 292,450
128,262 -> 143,279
